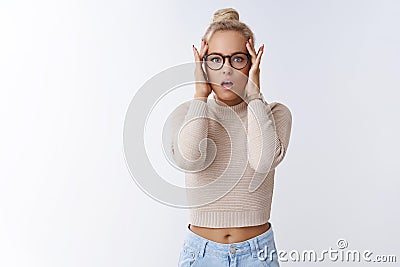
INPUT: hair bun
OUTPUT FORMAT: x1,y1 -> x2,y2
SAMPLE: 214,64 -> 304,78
212,7 -> 239,23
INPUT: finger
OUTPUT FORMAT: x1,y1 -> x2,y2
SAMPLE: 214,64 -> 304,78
192,45 -> 200,62
200,39 -> 208,59
200,43 -> 208,59
247,37 -> 264,66
249,37 -> 256,52
255,44 -> 264,65
200,39 -> 205,52
247,38 -> 257,58
246,40 -> 257,63
249,37 -> 258,55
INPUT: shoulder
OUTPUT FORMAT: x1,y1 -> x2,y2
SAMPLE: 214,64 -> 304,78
166,99 -> 203,127
268,101 -> 292,119
173,100 -> 192,114
167,100 -> 191,124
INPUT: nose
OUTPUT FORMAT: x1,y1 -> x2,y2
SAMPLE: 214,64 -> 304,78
221,59 -> 233,74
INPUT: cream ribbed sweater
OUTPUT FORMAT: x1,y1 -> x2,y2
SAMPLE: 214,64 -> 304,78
168,94 -> 292,228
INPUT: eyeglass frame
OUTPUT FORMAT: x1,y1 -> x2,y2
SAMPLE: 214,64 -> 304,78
202,52 -> 251,71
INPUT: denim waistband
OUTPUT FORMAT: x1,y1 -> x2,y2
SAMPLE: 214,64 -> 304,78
184,222 -> 275,259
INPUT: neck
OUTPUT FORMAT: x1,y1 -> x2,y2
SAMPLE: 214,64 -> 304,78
214,94 -> 244,106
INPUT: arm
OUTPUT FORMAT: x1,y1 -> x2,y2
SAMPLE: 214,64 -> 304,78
168,97 -> 211,172
247,98 -> 292,174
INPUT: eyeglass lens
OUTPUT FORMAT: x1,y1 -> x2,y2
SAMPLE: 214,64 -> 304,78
205,53 -> 249,70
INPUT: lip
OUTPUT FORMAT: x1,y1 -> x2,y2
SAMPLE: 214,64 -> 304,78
221,79 -> 233,85
221,81 -> 234,90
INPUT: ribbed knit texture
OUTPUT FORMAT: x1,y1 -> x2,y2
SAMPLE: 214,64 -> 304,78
168,94 -> 292,228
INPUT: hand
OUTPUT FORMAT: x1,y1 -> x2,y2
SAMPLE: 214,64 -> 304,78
244,37 -> 265,96
192,39 -> 212,99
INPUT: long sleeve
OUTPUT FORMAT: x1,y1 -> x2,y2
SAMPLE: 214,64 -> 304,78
167,98 -> 211,173
247,99 -> 292,174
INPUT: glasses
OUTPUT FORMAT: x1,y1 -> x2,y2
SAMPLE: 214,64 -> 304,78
203,52 -> 250,70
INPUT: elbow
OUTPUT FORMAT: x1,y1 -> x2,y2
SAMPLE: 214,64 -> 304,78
248,160 -> 270,174
170,142 -> 210,173
248,140 -> 287,173
247,151 -> 273,174
270,140 -> 288,170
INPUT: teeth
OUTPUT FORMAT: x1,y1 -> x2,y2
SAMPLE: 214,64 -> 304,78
221,81 -> 233,85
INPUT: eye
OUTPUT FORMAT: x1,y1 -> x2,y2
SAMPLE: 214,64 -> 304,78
210,57 -> 221,63
232,56 -> 245,62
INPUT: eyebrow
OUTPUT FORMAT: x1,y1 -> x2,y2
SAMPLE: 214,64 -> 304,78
207,51 -> 248,55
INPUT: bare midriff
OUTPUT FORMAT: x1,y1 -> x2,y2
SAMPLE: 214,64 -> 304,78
189,222 -> 270,244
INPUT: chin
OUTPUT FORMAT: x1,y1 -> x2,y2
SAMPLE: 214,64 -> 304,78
214,88 -> 244,101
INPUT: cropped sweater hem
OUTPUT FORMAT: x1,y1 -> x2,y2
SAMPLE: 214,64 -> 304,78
189,209 -> 270,228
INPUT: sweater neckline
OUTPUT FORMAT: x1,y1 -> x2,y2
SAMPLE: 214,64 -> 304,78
208,94 -> 247,118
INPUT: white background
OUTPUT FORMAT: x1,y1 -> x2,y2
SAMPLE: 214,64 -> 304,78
1,0 -> 399,266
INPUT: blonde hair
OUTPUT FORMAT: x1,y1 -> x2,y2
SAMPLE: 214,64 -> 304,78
203,7 -> 255,46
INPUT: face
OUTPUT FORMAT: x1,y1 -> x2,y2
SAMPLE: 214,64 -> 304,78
203,30 -> 251,106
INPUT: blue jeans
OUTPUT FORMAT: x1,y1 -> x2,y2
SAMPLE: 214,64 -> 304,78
178,222 -> 280,267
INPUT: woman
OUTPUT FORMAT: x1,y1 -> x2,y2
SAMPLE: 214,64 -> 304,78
170,7 -> 292,267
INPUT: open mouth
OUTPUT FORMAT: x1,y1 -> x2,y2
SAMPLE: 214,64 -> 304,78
221,81 -> 234,90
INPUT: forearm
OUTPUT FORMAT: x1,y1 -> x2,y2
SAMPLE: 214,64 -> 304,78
172,97 -> 209,172
247,98 -> 277,174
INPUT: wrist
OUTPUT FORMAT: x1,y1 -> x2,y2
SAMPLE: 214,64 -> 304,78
246,89 -> 260,96
194,93 -> 208,101
246,92 -> 264,103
